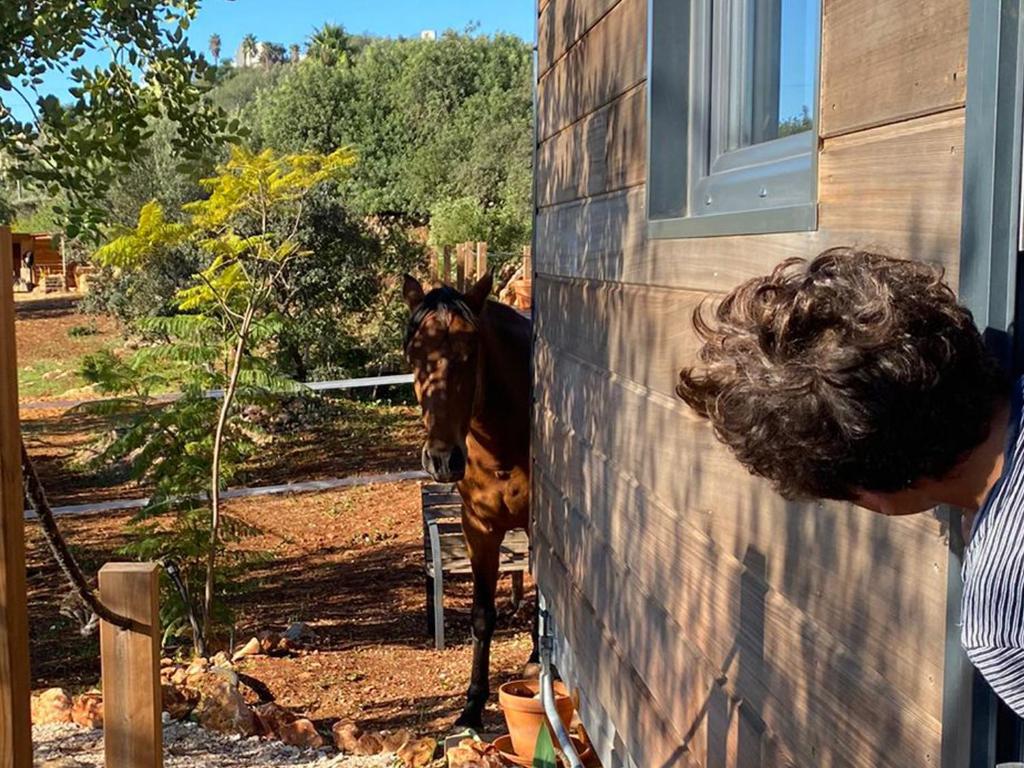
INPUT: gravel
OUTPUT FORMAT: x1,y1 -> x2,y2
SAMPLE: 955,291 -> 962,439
32,722 -> 401,768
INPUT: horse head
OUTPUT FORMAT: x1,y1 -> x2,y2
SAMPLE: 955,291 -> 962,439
402,273 -> 493,483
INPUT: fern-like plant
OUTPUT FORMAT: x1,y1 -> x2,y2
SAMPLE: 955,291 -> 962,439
90,145 -> 355,652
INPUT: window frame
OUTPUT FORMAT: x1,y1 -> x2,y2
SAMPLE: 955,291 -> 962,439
647,0 -> 822,240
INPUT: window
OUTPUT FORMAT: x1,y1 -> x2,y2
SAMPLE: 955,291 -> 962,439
648,0 -> 821,238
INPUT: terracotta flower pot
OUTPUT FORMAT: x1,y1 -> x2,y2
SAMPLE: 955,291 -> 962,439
498,679 -> 575,762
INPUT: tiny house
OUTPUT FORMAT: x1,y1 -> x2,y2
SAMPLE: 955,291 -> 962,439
10,232 -> 66,290
531,0 -> 1024,766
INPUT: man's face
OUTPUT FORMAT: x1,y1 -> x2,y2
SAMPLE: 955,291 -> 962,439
852,486 -> 938,516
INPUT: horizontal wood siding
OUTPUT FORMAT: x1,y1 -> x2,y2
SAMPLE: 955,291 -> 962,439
537,0 -> 646,142
533,0 -> 969,765
820,0 -> 968,137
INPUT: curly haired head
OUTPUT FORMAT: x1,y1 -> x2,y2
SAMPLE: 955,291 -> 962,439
676,248 -> 1007,501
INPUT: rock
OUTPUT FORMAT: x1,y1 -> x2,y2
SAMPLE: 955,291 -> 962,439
446,746 -> 481,768
170,667 -> 189,686
231,637 -> 262,662
161,682 -> 196,720
161,657 -> 174,668
71,692 -> 104,729
279,717 -> 324,749
332,719 -> 363,753
398,736 -> 437,767
354,731 -> 384,755
194,679 -> 257,736
254,702 -> 292,737
31,688 -> 73,725
210,651 -> 232,668
382,728 -> 413,753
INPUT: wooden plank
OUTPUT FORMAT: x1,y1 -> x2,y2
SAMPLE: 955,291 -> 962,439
100,562 -> 162,768
475,242 -> 487,280
531,337 -> 950,720
537,0 -> 621,76
442,246 -> 452,285
537,84 -> 646,208
534,474 -> 943,768
0,226 -> 32,768
820,0 -> 968,137
537,0 -> 646,141
535,110 -> 965,292
534,534 -> 697,768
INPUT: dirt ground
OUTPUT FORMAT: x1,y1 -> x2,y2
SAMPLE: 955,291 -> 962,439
26,482 -> 536,735
20,295 -> 536,739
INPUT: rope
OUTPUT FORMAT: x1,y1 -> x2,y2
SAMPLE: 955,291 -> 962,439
20,440 -> 140,633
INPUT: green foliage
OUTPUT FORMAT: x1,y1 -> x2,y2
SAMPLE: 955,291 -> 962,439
531,727 -> 558,768
77,344 -> 267,647
0,0 -> 242,237
88,145 -> 355,651
251,30 -> 533,249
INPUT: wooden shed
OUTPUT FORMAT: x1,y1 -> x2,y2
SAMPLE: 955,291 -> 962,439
531,0 -> 1024,766
10,232 -> 68,291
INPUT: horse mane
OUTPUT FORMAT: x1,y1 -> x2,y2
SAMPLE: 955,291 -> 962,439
405,286 -> 477,349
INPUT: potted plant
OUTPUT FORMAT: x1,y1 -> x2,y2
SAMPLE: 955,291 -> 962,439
498,679 -> 575,762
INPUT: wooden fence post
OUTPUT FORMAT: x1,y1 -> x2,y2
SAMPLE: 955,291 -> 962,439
522,244 -> 532,278
0,225 -> 33,768
442,246 -> 452,286
100,563 -> 162,768
456,243 -> 467,292
475,242 -> 488,280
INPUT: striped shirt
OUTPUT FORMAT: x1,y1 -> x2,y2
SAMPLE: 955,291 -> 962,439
962,380 -> 1024,714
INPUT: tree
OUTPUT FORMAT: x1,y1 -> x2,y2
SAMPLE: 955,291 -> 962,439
289,43 -> 301,64
95,146 -> 355,647
0,0 -> 239,237
240,33 -> 258,66
258,42 -> 287,70
307,23 -> 352,66
209,33 -> 222,63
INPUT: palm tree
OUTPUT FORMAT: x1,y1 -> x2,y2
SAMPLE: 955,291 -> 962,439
259,42 -> 286,69
308,23 -> 351,66
289,43 -> 301,64
240,33 -> 258,67
208,33 -> 221,63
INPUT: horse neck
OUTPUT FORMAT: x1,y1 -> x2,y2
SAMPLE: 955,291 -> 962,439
469,303 -> 530,448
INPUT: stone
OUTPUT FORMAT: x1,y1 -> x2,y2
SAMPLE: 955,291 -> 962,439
398,736 -> 438,767
170,667 -> 189,686
382,728 -> 413,753
31,688 -> 73,725
446,746 -> 481,768
210,651 -> 232,668
194,679 -> 257,736
354,731 -> 384,755
71,692 -> 104,729
332,720 -> 363,753
231,637 -> 262,662
279,717 -> 324,749
161,683 -> 197,721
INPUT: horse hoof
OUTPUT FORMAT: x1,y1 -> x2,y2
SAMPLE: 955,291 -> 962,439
520,662 -> 542,679
454,711 -> 485,732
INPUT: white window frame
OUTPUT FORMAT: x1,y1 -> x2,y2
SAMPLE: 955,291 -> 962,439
648,0 -> 822,239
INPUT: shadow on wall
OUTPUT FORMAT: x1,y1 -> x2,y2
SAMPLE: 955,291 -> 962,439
532,26 -> 958,761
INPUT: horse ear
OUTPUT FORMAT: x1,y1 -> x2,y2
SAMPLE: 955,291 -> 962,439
465,272 -> 493,313
402,274 -> 425,309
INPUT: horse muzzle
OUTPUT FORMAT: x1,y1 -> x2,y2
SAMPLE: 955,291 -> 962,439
422,443 -> 467,483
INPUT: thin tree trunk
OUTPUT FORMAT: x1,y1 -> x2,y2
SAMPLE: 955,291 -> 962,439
202,304 -> 256,649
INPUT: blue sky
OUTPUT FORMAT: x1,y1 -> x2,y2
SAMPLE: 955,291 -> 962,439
10,1 -> 535,123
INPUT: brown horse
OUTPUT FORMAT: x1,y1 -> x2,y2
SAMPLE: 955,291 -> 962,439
402,272 -> 534,729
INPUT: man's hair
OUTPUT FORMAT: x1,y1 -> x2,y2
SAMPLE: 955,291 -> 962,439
676,247 -> 1007,500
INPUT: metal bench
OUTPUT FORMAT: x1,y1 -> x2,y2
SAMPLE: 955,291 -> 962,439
421,483 -> 530,650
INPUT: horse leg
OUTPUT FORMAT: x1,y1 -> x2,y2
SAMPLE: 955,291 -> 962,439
455,526 -> 500,730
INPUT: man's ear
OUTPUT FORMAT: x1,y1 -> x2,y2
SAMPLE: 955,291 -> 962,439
402,274 -> 425,310
464,272 -> 493,314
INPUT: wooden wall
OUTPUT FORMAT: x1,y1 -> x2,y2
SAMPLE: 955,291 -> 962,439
532,1 -> 969,766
